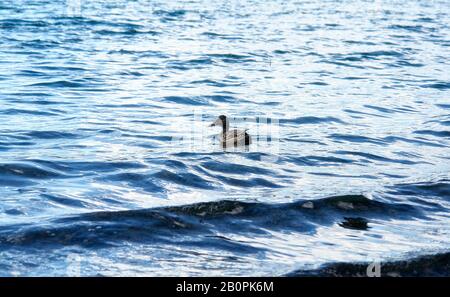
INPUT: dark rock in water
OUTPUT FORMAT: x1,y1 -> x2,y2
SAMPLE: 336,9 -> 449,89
287,252 -> 450,277
339,217 -> 369,230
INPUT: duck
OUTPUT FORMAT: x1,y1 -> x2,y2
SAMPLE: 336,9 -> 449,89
209,115 -> 252,147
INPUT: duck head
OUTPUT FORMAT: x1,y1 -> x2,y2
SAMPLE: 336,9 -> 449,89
209,115 -> 229,132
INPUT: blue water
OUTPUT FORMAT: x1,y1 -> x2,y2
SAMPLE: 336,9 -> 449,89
0,0 -> 449,276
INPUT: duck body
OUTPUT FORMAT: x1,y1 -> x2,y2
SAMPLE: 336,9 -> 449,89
210,115 -> 252,147
219,129 -> 252,147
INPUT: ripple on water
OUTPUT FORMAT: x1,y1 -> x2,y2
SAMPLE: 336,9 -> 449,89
280,116 -> 347,125
24,131 -> 80,140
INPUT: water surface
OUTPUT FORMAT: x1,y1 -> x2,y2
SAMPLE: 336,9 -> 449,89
0,0 -> 449,276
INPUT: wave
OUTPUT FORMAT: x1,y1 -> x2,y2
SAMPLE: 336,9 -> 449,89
329,134 -> 387,145
332,50 -> 404,63
421,82 -> 450,90
200,160 -> 274,175
29,80 -> 86,88
388,180 -> 450,198
190,80 -> 243,88
332,150 -> 423,165
102,172 -> 165,193
161,95 -> 208,106
154,9 -> 188,19
201,32 -> 244,40
24,130 -> 80,139
0,19 -> 48,30
388,24 -> 429,33
436,104 -> 450,109
0,108 -> 62,116
0,194 -> 422,249
0,159 -> 148,187
94,29 -> 160,36
382,136 -> 445,148
160,95 -> 243,105
207,53 -> 253,62
414,130 -> 450,138
152,169 -> 215,189
30,159 -> 146,173
20,39 -> 61,49
285,155 -> 354,166
0,162 -> 69,181
280,116 -> 346,125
